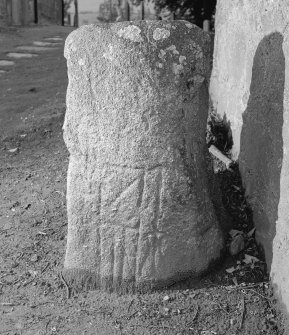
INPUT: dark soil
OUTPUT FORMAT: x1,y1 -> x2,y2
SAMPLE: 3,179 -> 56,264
0,25 -> 285,335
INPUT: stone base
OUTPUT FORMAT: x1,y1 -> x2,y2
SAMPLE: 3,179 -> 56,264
62,248 -> 226,295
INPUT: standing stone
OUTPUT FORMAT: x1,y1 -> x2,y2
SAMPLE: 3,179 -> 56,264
63,21 -> 224,293
210,0 -> 289,328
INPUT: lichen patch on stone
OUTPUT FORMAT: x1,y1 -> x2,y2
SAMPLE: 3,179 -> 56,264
165,45 -> 179,55
185,23 -> 193,29
153,28 -> 170,41
117,26 -> 143,42
190,41 -> 203,57
172,63 -> 184,76
158,49 -> 166,59
158,46 -> 183,67
78,59 -> 85,66
179,55 -> 187,64
103,44 -> 115,61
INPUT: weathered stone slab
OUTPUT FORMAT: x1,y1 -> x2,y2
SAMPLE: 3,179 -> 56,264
44,37 -> 63,41
7,52 -> 38,58
210,0 -> 289,327
0,60 -> 14,66
33,41 -> 60,46
63,21 -> 224,293
16,46 -> 58,52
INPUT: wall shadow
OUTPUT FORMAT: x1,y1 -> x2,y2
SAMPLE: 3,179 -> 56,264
239,32 -> 285,271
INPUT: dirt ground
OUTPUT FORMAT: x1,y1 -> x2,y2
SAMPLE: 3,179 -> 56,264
0,25 -> 286,335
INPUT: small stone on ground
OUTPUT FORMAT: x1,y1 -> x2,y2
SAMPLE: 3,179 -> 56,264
33,41 -> 59,46
7,52 -> 38,59
16,46 -> 58,52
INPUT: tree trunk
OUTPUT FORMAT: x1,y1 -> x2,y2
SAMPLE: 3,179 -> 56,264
140,0 -> 144,20
73,0 -> 78,27
114,0 -> 123,21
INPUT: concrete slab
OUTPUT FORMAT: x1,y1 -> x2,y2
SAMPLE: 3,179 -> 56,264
33,41 -> 60,46
16,46 -> 58,52
7,52 -> 38,59
44,37 -> 63,41
0,60 -> 15,66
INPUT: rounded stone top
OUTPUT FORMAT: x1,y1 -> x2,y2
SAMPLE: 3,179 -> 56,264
65,20 -> 209,47
64,20 -> 212,164
64,20 -> 211,84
